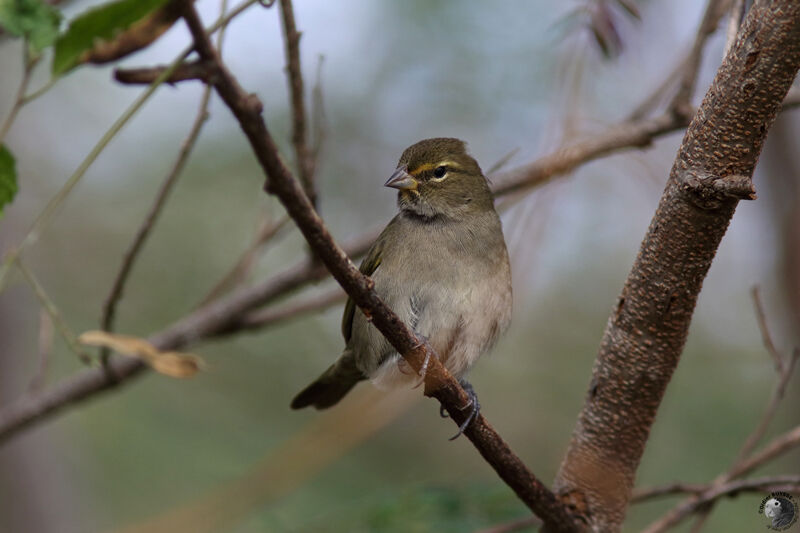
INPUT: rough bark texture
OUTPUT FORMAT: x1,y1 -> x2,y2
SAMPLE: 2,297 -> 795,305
549,2 -> 800,531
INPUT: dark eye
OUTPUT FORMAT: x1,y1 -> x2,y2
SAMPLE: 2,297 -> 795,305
433,166 -> 447,178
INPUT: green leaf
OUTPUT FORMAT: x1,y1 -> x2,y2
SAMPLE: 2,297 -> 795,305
0,0 -> 62,53
52,0 -> 171,75
0,145 -> 18,218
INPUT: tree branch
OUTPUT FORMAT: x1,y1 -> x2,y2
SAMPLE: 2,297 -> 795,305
113,60 -> 216,85
278,0 -> 316,206
547,1 -> 800,530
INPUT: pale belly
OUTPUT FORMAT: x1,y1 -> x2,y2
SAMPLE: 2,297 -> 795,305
350,246 -> 512,389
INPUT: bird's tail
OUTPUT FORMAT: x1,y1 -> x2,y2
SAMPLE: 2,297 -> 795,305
290,351 -> 366,409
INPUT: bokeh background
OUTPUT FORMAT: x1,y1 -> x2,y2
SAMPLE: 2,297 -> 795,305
1,1 -> 798,532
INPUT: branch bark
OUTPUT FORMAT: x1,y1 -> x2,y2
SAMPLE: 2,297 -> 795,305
547,2 -> 800,530
278,0 -> 316,206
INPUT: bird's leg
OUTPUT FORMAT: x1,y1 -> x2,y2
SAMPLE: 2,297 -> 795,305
445,379 -> 481,441
411,334 -> 435,388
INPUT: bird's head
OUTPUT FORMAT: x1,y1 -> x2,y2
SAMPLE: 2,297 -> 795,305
385,138 -> 494,220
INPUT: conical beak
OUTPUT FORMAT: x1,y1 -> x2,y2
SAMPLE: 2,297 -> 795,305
384,165 -> 418,191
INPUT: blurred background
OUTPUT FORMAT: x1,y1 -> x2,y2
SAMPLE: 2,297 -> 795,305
0,0 -> 798,531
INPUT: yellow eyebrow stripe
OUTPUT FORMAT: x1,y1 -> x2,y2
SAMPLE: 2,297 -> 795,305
409,161 -> 461,176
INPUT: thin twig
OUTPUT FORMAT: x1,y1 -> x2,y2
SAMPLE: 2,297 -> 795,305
278,0 -> 315,206
669,0 -> 732,114
0,49 -> 37,145
17,259 -> 92,364
750,285 -> 783,373
634,475 -> 800,503
642,475 -> 800,532
100,87 -> 212,363
27,309 -> 54,392
114,60 -> 216,85
309,55 -> 326,170
238,285 -> 345,331
197,215 -> 291,307
628,0 -> 730,120
487,147 -> 520,175
735,353 -> 798,463
723,0 -> 746,57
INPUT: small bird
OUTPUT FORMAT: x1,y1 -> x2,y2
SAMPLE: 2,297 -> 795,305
291,138 -> 512,436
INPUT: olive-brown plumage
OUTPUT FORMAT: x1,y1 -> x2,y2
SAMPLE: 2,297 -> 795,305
291,138 -> 512,411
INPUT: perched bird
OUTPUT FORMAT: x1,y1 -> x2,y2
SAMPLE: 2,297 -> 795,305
291,138 -> 512,436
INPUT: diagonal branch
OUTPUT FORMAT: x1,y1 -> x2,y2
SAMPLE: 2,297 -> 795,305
179,3 -> 582,530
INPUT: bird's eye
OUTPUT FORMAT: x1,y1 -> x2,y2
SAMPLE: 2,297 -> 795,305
433,166 -> 447,178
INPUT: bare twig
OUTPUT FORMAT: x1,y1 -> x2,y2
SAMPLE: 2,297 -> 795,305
278,0 -> 315,206
309,55 -> 326,170
723,0 -> 746,57
197,215 -> 291,307
237,285 -> 345,331
180,3 -> 583,530
0,49 -> 37,145
17,260 -> 92,364
643,473 -> 800,532
728,423 -> 800,480
669,0 -> 731,114
738,349 -> 799,460
628,0 -> 730,120
27,310 -> 54,392
750,286 -> 784,373
636,475 -> 800,503
100,86 -> 212,363
114,60 -> 216,85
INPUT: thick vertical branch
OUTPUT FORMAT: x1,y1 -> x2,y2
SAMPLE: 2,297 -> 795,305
549,2 -> 800,531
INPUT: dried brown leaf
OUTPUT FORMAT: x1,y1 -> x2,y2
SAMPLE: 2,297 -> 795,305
78,330 -> 205,378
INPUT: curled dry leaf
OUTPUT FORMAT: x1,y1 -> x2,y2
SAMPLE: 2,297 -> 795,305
81,1 -> 184,66
78,330 -> 205,378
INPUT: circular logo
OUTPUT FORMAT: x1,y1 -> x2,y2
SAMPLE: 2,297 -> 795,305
759,492 -> 798,531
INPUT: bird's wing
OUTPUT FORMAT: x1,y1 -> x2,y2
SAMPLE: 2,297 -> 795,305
341,228 -> 387,342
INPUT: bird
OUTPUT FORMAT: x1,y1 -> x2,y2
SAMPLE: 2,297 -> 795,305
290,138 -> 512,437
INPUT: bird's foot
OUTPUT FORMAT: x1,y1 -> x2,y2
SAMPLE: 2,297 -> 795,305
412,334 -> 434,389
443,379 -> 481,441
